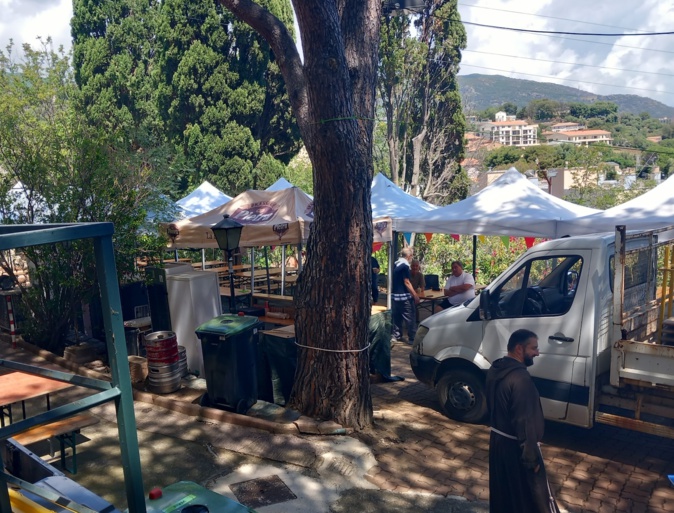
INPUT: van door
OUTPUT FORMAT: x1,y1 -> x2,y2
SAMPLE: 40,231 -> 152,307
481,250 -> 591,420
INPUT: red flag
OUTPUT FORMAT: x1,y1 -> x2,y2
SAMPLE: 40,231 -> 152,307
451,234 -> 460,241
425,233 -> 433,243
372,242 -> 383,252
524,237 -> 535,249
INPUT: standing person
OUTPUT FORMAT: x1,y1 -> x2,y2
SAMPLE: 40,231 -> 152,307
371,255 -> 381,303
486,329 -> 560,513
437,260 -> 475,312
391,247 -> 420,345
410,259 -> 425,296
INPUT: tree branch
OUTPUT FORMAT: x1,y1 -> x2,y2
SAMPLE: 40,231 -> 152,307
217,0 -> 308,130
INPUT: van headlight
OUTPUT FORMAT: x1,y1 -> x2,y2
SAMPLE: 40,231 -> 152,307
413,325 -> 428,354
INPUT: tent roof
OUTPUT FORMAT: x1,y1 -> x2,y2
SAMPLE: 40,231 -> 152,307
176,181 -> 232,218
395,168 -> 600,238
166,187 -> 315,248
371,173 -> 437,230
265,177 -> 295,191
558,175 -> 674,236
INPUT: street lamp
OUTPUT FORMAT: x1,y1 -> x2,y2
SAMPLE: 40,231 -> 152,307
211,215 -> 243,313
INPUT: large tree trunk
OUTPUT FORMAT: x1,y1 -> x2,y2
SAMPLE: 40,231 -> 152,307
219,0 -> 380,429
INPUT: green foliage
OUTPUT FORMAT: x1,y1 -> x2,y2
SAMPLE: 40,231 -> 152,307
0,41 -> 170,351
378,0 -> 467,203
154,0 -> 300,195
415,234 -> 532,285
286,148 -> 314,195
568,101 -> 618,119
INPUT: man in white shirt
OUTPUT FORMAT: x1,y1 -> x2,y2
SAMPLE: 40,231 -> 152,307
437,260 -> 475,312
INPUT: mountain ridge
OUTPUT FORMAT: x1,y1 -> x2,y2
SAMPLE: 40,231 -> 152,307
457,74 -> 674,119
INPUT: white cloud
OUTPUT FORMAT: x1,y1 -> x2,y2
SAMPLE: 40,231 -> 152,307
0,0 -> 72,52
0,1 -> 672,107
458,0 -> 674,107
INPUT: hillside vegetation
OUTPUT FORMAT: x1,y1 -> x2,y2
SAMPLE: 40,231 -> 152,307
458,74 -> 674,119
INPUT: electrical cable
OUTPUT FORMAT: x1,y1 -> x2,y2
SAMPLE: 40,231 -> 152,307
462,20 -> 674,37
462,49 -> 674,79
457,2 -> 642,32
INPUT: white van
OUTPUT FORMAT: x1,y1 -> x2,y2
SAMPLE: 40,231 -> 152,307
410,226 -> 674,436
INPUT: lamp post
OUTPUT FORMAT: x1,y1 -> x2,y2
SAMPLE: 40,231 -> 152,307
211,215 -> 243,313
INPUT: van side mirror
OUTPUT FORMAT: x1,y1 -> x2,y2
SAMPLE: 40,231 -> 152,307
479,289 -> 491,320
566,270 -> 579,295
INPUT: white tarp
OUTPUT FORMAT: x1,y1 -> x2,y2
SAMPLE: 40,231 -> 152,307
371,173 -> 437,231
265,177 -> 295,191
395,168 -> 600,238
176,181 -> 232,218
557,174 -> 674,236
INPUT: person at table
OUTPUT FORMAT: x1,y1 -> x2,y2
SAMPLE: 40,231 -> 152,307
410,259 -> 425,296
392,248 -> 420,345
436,260 -> 475,312
371,255 -> 381,303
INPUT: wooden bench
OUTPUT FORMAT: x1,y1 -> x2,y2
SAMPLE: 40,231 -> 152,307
12,413 -> 100,474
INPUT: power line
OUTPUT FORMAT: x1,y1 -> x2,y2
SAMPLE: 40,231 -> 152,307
457,3 -> 640,32
459,64 -> 674,96
462,20 -> 674,37
463,49 -> 674,79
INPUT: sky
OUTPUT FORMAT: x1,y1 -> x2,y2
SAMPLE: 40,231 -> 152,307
0,0 -> 672,107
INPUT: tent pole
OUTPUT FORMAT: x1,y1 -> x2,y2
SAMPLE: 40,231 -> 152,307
389,233 -> 398,310
202,248 -> 206,269
472,235 -> 478,281
281,246 -> 286,296
264,247 -> 271,295
251,247 -> 255,292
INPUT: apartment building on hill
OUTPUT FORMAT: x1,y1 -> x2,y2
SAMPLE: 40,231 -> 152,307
477,119 -> 539,147
545,129 -> 613,146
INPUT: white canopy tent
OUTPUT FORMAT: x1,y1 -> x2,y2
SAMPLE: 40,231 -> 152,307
371,173 -> 437,230
557,174 -> 674,236
394,168 -> 600,238
166,187 -> 314,249
176,181 -> 232,218
265,177 -> 295,191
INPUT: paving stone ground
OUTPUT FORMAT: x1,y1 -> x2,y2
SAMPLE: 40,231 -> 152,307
2,336 -> 674,513
363,343 -> 674,513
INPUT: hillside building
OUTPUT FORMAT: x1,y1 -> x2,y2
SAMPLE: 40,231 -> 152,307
477,120 -> 539,147
550,122 -> 586,132
545,129 -> 612,146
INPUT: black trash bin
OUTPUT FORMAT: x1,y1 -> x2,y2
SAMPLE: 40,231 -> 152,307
195,314 -> 261,414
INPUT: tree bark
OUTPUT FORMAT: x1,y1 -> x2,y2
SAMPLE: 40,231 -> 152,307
219,0 -> 379,429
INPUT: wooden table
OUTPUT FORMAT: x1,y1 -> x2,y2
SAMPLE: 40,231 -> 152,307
236,269 -> 283,279
219,287 -> 252,298
191,260 -> 227,269
417,290 -> 447,315
0,371 -> 73,426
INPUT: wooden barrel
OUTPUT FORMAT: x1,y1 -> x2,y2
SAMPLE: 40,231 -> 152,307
144,331 -> 179,365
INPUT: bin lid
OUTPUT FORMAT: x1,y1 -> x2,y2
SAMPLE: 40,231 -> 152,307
195,314 -> 259,337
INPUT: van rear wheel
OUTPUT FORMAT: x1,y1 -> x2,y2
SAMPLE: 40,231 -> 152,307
436,369 -> 487,424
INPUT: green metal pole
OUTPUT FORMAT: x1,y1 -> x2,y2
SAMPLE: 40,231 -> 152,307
94,233 -> 147,513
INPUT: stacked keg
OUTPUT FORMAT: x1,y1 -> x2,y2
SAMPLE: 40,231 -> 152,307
144,331 -> 181,393
662,318 -> 674,346
178,345 -> 188,377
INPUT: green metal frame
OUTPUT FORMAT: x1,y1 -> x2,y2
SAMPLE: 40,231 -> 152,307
0,222 -> 146,512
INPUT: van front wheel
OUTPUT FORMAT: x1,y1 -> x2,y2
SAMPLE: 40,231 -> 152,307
436,369 -> 487,424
